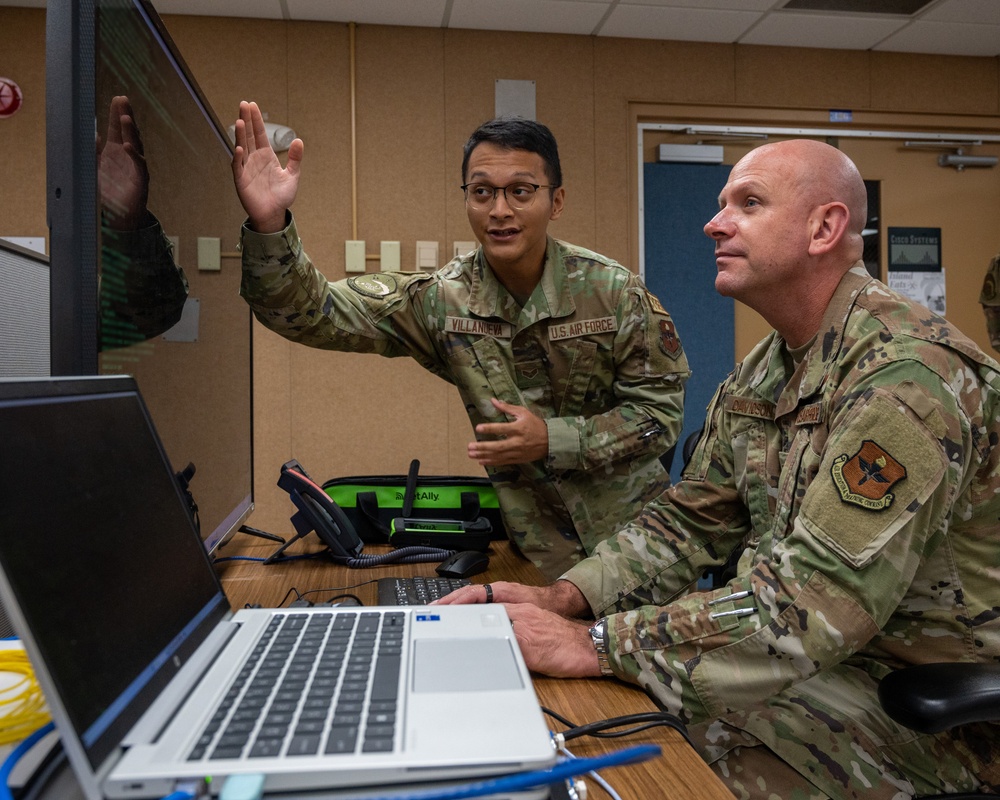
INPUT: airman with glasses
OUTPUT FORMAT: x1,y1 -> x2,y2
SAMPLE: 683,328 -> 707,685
232,108 -> 689,579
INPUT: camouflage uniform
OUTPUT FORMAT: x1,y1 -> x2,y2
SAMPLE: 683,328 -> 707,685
979,250 -> 1000,352
100,214 -> 188,347
564,264 -> 1000,797
240,216 -> 690,579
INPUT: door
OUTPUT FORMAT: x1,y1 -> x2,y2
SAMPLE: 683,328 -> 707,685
644,161 -> 733,480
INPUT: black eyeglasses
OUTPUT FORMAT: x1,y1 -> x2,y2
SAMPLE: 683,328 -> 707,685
461,182 -> 555,211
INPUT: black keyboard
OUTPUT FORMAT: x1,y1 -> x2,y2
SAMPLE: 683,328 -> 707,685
377,576 -> 470,605
188,610 -> 405,761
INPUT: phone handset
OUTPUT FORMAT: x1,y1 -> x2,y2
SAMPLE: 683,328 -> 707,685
275,459 -> 364,559
272,459 -> 456,568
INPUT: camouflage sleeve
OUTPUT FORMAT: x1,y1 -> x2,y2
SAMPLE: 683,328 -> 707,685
563,373 -> 750,611
979,251 -> 1000,352
565,360 -> 964,727
239,215 -> 439,364
100,213 -> 189,345
546,281 -> 691,471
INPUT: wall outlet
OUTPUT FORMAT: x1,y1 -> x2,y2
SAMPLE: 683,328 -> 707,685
380,241 -> 400,271
453,240 -> 477,258
197,237 -> 221,271
345,240 -> 366,273
416,240 -> 439,270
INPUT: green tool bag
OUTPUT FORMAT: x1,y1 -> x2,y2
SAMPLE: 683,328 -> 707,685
322,459 -> 505,545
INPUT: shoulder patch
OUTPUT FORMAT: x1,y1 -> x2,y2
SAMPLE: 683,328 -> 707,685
646,291 -> 668,317
830,440 -> 907,511
799,389 -> 946,568
348,274 -> 398,298
658,318 -> 683,359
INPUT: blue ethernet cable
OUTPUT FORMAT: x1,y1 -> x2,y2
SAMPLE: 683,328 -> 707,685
157,743 -> 659,800
338,744 -> 660,800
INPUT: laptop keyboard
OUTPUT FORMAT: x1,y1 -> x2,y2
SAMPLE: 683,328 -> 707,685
377,576 -> 470,605
188,610 -> 405,761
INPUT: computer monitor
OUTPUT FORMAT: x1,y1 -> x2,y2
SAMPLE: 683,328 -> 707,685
46,0 -> 253,552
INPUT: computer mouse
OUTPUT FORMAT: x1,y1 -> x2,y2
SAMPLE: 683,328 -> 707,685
436,550 -> 490,579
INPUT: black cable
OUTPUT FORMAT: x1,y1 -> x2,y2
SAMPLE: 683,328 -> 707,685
275,586 -> 305,608
212,551 -> 326,566
541,707 -> 694,749
273,580 -> 380,608
297,580 -> 378,602
319,593 -> 366,606
337,546 -> 455,568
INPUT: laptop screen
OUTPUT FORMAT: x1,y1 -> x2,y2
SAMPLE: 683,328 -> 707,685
0,377 -> 230,770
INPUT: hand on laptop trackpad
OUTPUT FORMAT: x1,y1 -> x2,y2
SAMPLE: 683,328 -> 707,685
413,639 -> 524,692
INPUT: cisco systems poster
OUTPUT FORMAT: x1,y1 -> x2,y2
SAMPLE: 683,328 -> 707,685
887,227 -> 946,314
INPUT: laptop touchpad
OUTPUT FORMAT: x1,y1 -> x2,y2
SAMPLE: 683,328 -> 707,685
412,639 -> 524,692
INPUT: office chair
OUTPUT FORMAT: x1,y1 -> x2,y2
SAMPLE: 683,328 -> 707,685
878,662 -> 1000,798
681,427 -> 702,467
659,442 -> 677,475
660,427 -> 702,478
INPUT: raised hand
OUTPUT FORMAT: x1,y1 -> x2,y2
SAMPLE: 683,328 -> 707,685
231,100 -> 303,233
98,95 -> 150,230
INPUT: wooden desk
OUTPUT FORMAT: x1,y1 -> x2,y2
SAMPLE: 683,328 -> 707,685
215,533 -> 733,800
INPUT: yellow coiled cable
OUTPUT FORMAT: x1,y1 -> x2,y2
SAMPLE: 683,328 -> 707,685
0,650 -> 50,746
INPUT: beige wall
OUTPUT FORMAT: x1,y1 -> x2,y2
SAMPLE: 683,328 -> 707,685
3,7 -> 999,533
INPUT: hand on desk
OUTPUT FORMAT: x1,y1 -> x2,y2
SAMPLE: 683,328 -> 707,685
434,579 -> 600,678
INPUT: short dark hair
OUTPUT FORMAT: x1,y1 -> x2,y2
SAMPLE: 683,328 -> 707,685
461,117 -> 563,188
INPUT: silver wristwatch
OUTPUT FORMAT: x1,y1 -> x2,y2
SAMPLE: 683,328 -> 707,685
588,617 -> 614,676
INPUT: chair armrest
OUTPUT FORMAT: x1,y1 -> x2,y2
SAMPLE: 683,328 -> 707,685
878,663 -> 1000,734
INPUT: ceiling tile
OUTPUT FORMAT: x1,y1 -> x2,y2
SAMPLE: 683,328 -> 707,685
25,0 -> 997,55
287,0 -> 448,26
624,0 -> 774,8
599,5 -> 762,40
921,0 -> 1000,25
874,20 -> 1000,55
740,11 -> 908,49
449,0 -> 609,35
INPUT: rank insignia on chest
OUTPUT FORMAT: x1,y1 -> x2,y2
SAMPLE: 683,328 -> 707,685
658,319 -> 683,359
831,440 -> 907,510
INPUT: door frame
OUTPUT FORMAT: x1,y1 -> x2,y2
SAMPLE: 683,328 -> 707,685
633,109 -> 1000,282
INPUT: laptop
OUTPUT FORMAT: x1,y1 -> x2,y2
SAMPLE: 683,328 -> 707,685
0,376 -> 555,799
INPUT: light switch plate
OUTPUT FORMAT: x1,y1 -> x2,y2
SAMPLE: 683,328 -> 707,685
416,240 -> 439,270
197,237 -> 221,271
453,241 -> 477,258
380,241 -> 400,271
345,240 -> 366,273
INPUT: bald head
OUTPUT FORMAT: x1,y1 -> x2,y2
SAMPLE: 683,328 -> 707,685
705,139 -> 870,345
737,139 -> 867,258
